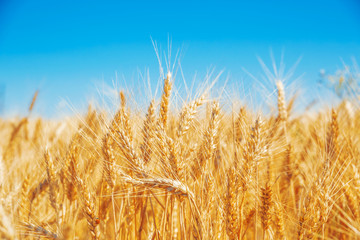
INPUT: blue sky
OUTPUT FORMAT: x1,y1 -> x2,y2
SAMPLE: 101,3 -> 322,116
0,0 -> 359,117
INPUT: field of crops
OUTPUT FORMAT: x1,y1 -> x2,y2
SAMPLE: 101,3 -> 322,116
0,72 -> 359,239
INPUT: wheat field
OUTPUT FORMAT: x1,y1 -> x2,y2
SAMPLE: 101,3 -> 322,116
0,72 -> 359,240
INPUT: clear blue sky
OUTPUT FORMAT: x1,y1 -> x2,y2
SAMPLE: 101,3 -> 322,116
0,0 -> 359,117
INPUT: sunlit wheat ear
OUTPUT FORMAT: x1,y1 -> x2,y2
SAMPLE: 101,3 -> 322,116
119,90 -> 127,113
326,109 -> 339,162
119,90 -> 133,142
44,149 -> 62,236
19,175 -> 29,222
140,99 -> 156,165
82,104 -> 102,139
276,80 -> 287,124
135,100 -> 157,239
3,117 -> 27,162
122,176 -> 193,199
153,122 -> 170,174
174,94 -> 206,178
176,94 -> 206,140
235,107 -> 247,145
65,136 -> 80,202
44,150 -> 58,213
102,133 -> 116,188
273,202 -> 286,240
240,116 -> 263,192
297,201 -> 314,240
167,136 -> 183,181
344,184 -> 359,221
29,178 -> 49,212
192,101 -> 219,179
225,168 -> 239,240
75,176 -> 99,240
203,173 -> 215,223
116,128 -> 145,175
32,118 -> 43,146
242,208 -> 256,236
29,90 -> 39,113
121,171 -> 203,237
20,90 -> 39,142
280,143 -> 293,190
160,72 -> 172,129
260,182 -> 273,236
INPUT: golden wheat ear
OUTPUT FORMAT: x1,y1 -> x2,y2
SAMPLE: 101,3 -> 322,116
276,81 -> 287,124
75,176 -> 99,240
160,72 -> 172,129
260,183 -> 273,237
140,100 -> 156,165
29,90 -> 39,113
192,101 -> 219,180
